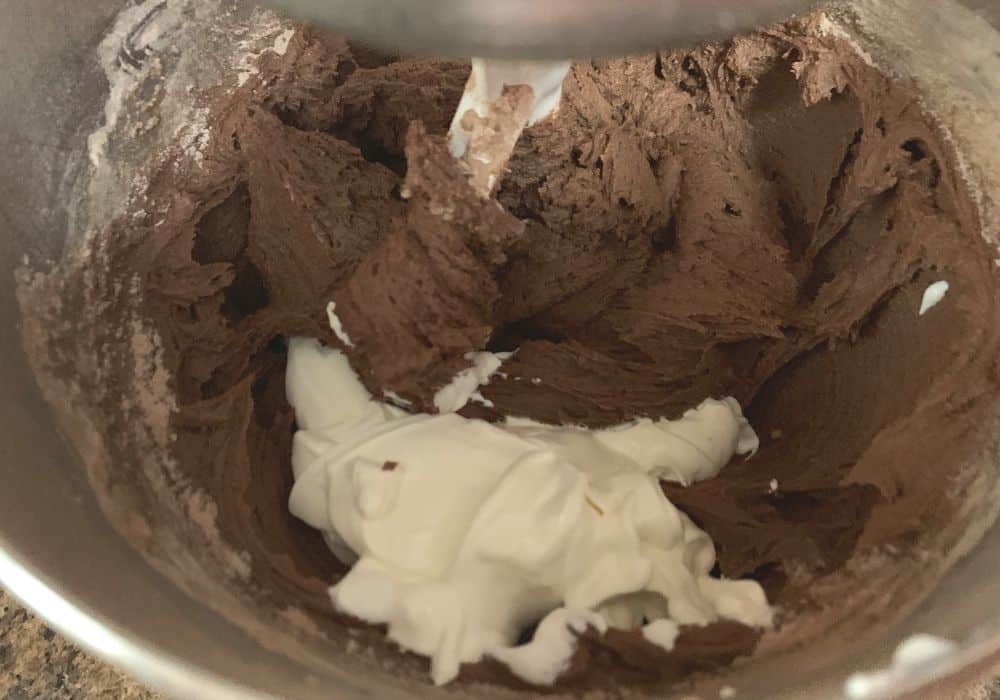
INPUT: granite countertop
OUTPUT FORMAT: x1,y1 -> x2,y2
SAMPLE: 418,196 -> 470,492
0,588 -> 158,700
2,587 -> 1000,700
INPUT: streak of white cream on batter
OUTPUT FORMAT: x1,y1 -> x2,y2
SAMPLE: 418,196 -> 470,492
433,351 -> 513,413
326,301 -> 354,347
919,280 -> 950,315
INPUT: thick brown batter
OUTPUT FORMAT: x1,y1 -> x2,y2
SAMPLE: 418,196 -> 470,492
19,12 -> 1000,693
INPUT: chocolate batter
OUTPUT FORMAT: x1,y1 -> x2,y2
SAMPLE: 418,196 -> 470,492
19,12 -> 1000,693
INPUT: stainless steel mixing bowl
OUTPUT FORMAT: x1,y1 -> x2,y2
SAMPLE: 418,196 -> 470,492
2,1 -> 1000,699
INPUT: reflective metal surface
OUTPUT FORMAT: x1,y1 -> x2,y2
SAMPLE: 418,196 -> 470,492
1,1 -> 999,699
264,0 -> 823,58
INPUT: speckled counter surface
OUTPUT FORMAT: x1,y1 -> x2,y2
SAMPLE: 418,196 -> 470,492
0,588 -> 158,700
3,590 -> 1000,700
